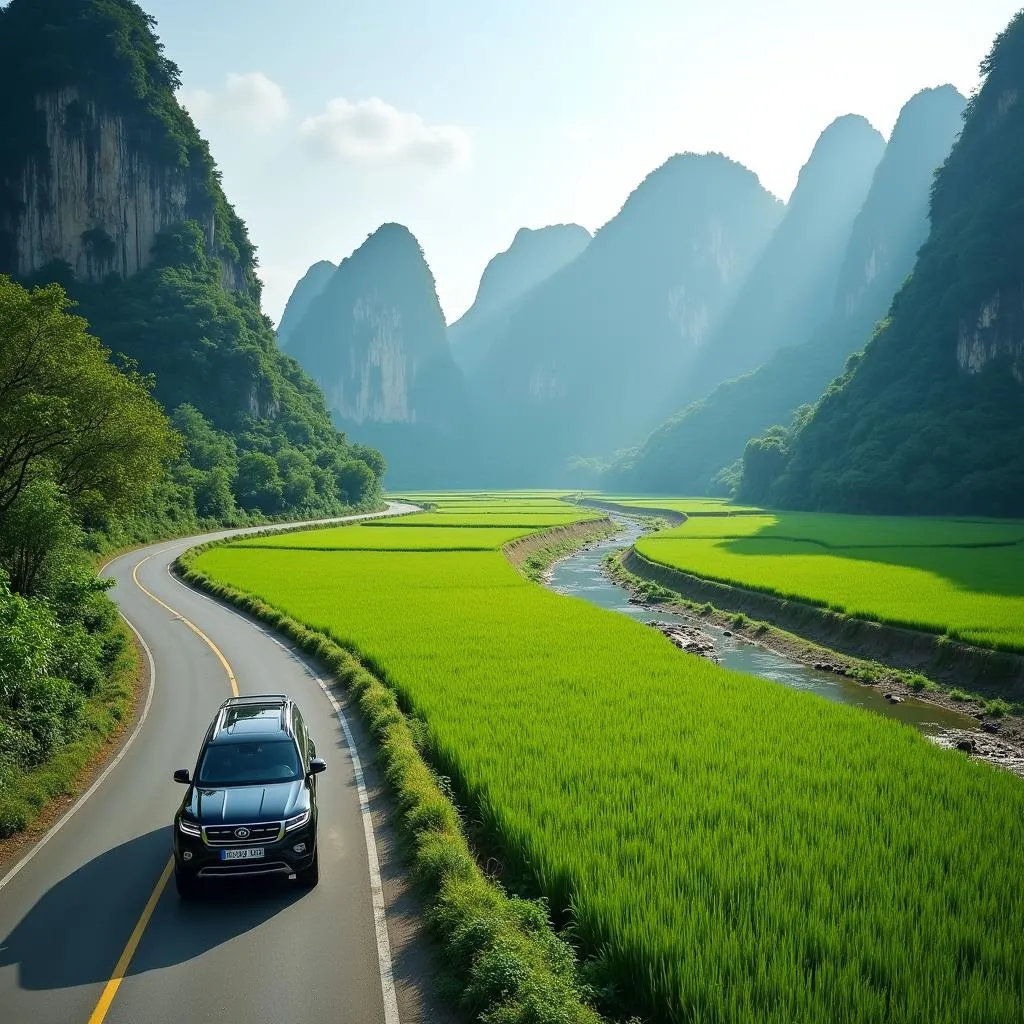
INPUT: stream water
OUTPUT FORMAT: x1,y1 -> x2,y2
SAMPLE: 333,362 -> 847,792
547,517 -> 979,738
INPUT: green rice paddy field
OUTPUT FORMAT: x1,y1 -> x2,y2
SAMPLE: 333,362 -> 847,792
634,510 -> 1024,651
195,495 -> 1024,1024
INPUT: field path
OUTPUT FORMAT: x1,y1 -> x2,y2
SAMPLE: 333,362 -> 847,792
0,502 -> 426,1024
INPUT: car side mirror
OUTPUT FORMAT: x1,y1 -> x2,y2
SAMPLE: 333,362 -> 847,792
308,757 -> 327,776
173,768 -> 191,784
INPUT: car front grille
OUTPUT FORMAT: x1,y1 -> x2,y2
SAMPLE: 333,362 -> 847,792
202,822 -> 283,845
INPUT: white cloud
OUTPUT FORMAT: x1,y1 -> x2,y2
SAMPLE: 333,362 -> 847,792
298,97 -> 471,168
180,72 -> 290,131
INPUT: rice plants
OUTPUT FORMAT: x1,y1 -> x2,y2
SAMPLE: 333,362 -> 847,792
636,520 -> 1024,650
366,512 -> 602,527
238,524 -> 535,550
196,528 -> 1024,1024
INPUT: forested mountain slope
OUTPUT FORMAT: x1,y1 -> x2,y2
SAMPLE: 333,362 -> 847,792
744,17 -> 1024,515
611,86 -> 966,494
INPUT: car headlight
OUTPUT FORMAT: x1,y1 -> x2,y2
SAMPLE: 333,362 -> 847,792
178,817 -> 201,837
284,809 -> 311,832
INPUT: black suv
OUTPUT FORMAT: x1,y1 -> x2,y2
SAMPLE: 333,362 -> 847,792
172,694 -> 326,898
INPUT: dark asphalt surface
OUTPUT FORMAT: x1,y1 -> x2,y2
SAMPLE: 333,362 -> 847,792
0,504 -> 417,1024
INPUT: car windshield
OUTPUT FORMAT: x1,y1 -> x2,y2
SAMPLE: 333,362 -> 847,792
197,739 -> 302,786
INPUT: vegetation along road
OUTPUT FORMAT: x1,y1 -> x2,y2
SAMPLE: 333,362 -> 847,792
193,493 -> 1024,1024
0,503 -> 417,1024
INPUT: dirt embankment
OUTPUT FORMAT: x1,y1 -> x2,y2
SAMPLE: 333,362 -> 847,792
503,518 -> 616,577
623,548 -> 1024,702
611,551 -> 1024,775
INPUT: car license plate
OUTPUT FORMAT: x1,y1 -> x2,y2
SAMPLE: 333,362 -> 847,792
220,847 -> 265,861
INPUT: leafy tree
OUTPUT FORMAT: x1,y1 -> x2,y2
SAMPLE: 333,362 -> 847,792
337,459 -> 376,506
350,442 -> 386,481
0,276 -> 179,528
0,568 -> 83,769
236,452 -> 283,514
193,467 -> 237,520
0,478 -> 83,596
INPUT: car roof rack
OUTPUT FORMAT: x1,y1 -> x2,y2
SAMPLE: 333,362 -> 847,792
219,694 -> 289,708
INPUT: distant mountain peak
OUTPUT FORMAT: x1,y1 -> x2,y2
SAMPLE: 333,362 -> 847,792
448,223 -> 591,369
277,260 -> 336,347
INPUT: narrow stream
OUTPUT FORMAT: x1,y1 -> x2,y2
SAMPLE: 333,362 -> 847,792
547,517 -> 979,737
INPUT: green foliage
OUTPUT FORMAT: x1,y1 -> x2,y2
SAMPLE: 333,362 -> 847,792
0,275 -> 179,525
984,698 -> 1013,717
193,498 -> 1024,1024
0,558 -> 128,817
57,226 -> 383,518
0,478 -> 83,595
178,544 -> 603,1024
760,15 -> 1024,515
235,452 -> 283,515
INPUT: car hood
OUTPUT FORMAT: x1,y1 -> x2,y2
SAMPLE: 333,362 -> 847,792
186,781 -> 306,824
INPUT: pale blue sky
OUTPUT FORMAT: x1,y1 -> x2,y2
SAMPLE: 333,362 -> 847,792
143,0 -> 1020,324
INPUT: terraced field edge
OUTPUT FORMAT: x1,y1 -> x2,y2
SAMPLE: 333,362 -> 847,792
504,518 -> 618,580
176,525 -> 619,1024
622,547 -> 1024,700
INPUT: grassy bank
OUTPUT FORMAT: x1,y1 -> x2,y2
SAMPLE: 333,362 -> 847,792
184,495 -> 1024,1024
0,617 -> 138,842
635,510 -> 1024,651
607,549 -> 1020,719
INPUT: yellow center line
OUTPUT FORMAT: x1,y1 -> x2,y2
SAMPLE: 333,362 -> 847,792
86,552 -> 242,1024
86,857 -> 174,1024
131,553 -> 239,697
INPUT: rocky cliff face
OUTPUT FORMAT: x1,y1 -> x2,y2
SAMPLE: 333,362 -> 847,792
449,224 -> 590,369
471,153 -> 784,484
287,225 -> 455,426
835,86 -> 965,319
284,224 -> 474,485
0,87 -> 243,289
957,290 -> 1024,382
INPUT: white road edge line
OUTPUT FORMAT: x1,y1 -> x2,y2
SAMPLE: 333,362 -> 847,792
303,655 -> 401,1024
0,607 -> 157,894
165,557 -> 402,1023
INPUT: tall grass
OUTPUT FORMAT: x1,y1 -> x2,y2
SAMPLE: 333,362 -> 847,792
637,519 -> 1024,651
196,533 -> 1024,1024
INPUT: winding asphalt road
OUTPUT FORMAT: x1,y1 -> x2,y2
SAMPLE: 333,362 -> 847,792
0,503 -> 419,1024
